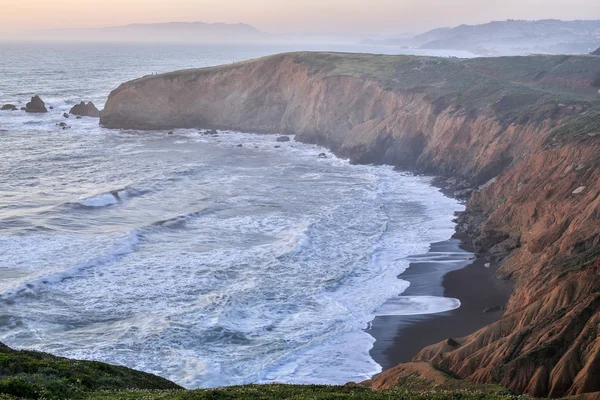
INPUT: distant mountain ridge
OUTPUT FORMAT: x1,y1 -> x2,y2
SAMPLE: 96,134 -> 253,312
28,21 -> 270,43
369,19 -> 600,56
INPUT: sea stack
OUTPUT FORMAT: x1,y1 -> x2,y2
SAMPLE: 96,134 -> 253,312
70,101 -> 101,118
25,95 -> 48,113
1,104 -> 17,111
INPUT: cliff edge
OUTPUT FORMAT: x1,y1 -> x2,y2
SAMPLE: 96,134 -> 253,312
101,52 -> 600,398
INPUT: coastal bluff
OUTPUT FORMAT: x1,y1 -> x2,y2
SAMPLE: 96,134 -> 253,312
101,52 -> 600,398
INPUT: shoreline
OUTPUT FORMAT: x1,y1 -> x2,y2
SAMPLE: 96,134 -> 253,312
367,236 -> 513,372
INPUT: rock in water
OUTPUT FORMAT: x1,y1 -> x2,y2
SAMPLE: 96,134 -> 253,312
483,305 -> 505,313
1,104 -> 17,111
25,95 -> 47,113
70,101 -> 101,118
63,112 -> 70,118
318,153 -> 327,158
276,136 -> 291,142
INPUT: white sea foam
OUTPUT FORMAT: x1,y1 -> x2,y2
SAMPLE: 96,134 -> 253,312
0,231 -> 139,297
1,43 -> 476,387
261,330 -> 381,384
1,124 -> 464,388
76,192 -> 120,207
375,296 -> 461,316
71,188 -> 148,208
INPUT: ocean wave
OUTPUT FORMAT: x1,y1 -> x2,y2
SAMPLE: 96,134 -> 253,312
150,206 -> 226,230
0,128 -> 465,388
70,187 -> 150,208
0,231 -> 140,299
260,330 -> 381,385
374,296 -> 461,316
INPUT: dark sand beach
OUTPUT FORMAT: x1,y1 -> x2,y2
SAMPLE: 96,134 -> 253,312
368,238 -> 513,372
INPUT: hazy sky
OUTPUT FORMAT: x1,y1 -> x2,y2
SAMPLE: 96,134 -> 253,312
2,0 -> 600,35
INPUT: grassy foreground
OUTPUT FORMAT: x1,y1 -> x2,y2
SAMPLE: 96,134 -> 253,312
0,342 -> 180,399
79,385 -> 526,400
1,342 -> 541,400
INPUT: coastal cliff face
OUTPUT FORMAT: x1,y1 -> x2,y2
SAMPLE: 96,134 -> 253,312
415,141 -> 600,397
101,52 -> 600,398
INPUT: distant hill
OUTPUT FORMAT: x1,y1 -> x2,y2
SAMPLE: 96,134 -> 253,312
593,46 -> 600,55
27,22 -> 270,43
369,19 -> 600,56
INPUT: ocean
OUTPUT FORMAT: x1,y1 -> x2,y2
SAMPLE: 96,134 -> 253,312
0,41 -> 467,388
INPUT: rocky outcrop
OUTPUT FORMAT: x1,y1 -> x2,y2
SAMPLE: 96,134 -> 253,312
101,52 -> 600,398
592,47 -> 600,56
25,95 -> 47,113
415,141 -> 600,397
70,101 -> 100,117
1,104 -> 17,111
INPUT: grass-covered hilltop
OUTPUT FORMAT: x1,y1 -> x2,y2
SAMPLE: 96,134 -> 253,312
101,52 -> 600,139
1,341 -> 546,399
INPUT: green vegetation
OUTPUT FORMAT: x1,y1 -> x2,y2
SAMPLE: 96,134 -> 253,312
0,342 -> 564,399
81,384 -> 523,400
464,55 -> 600,98
558,245 -> 600,276
128,51 -> 600,133
550,108 -> 600,141
431,364 -> 461,380
0,342 -> 180,399
290,52 -> 600,126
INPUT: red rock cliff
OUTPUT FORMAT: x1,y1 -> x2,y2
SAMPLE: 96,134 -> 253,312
101,52 -> 600,397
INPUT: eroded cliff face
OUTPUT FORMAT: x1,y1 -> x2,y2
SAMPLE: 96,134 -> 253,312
416,141 -> 600,397
101,52 -> 600,397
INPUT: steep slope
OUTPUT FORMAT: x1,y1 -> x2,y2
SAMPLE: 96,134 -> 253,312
101,52 -> 600,397
593,47 -> 600,56
0,342 -> 181,399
